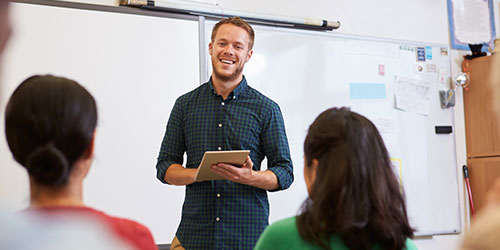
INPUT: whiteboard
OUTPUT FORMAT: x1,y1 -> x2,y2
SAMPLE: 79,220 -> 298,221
0,3 -> 199,244
204,21 -> 461,236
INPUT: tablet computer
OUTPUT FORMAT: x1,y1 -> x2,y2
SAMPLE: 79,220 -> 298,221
194,150 -> 250,181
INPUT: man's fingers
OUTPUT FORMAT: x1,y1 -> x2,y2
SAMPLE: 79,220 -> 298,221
211,164 -> 238,179
243,156 -> 253,169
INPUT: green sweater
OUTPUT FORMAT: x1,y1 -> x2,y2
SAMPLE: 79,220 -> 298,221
254,217 -> 418,250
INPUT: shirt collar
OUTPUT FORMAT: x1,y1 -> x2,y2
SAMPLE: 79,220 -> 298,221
208,76 -> 248,98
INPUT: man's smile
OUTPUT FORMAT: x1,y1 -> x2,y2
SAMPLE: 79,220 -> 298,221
220,59 -> 235,65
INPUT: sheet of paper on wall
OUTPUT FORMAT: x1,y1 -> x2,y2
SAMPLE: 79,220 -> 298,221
349,83 -> 386,99
394,76 -> 431,115
447,0 -> 496,50
390,158 -> 403,185
438,68 -> 447,84
416,47 -> 426,62
371,116 -> 396,134
426,64 -> 437,73
425,46 -> 433,60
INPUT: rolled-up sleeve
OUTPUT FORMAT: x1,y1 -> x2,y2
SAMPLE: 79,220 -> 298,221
261,103 -> 294,191
156,97 -> 186,184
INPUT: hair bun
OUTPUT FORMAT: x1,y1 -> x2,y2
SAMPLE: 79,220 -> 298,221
26,144 -> 70,187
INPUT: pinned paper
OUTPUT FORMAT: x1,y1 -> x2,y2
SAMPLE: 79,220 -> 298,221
390,158 -> 403,185
372,117 -> 396,134
438,68 -> 447,83
378,64 -> 385,76
440,48 -> 448,56
349,83 -> 386,99
400,45 -> 413,51
394,76 -> 431,115
425,46 -> 432,60
416,47 -> 426,62
426,64 -> 437,73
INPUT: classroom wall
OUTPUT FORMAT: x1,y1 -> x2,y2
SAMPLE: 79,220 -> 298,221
7,0 -> 495,249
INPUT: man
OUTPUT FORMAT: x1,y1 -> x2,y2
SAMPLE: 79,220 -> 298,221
156,17 -> 293,249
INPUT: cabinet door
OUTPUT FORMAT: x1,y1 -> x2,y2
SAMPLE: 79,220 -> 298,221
467,157 -> 500,212
464,56 -> 500,157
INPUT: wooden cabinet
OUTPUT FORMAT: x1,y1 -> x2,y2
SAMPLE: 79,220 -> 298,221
467,157 -> 500,210
463,56 -> 500,157
464,56 -> 500,212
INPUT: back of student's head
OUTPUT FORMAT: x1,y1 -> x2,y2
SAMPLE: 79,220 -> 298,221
5,75 -> 97,187
298,107 -> 414,250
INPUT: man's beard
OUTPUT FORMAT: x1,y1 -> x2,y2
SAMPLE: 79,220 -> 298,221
211,57 -> 244,82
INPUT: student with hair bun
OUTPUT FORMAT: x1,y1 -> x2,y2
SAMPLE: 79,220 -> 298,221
255,107 -> 416,250
4,75 -> 157,250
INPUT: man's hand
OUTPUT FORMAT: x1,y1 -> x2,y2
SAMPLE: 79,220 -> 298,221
210,156 -> 254,183
210,156 -> 279,190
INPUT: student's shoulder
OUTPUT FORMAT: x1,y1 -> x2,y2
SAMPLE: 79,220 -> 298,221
80,208 -> 153,246
104,214 -> 157,250
255,217 -> 301,250
265,216 -> 297,234
404,238 -> 418,250
109,216 -> 151,235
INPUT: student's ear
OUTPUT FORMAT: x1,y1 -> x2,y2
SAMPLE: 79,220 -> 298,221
72,130 -> 96,181
84,130 -> 96,159
310,158 -> 318,181
208,42 -> 213,55
304,157 -> 319,196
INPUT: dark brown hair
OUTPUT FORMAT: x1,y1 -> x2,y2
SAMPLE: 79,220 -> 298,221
5,75 -> 97,187
211,16 -> 255,50
297,107 -> 414,250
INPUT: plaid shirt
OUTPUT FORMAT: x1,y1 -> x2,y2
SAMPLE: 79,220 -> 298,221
156,77 -> 293,250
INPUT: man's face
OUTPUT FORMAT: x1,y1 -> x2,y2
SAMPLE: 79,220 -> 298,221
0,1 -> 11,58
209,24 -> 253,83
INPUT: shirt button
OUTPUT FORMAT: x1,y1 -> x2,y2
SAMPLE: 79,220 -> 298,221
216,217 -> 220,221
218,123 -> 222,128
218,147 -> 222,150
217,193 -> 221,198
221,102 -> 225,106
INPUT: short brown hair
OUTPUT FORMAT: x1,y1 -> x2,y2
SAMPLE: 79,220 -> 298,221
211,17 -> 255,50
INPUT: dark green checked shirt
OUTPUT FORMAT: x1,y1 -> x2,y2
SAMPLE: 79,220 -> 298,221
156,77 -> 293,250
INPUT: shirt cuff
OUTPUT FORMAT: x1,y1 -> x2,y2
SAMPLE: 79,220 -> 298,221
267,166 -> 294,192
156,160 -> 178,184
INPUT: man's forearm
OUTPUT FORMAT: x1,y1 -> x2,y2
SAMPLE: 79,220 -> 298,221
247,170 -> 279,190
164,164 -> 197,186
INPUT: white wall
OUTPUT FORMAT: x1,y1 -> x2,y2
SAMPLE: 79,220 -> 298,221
8,0 -> 494,248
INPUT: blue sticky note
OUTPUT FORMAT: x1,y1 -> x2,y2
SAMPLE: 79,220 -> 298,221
349,83 -> 386,99
426,46 -> 432,60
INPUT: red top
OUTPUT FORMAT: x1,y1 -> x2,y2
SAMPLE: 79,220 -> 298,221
30,206 -> 157,250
